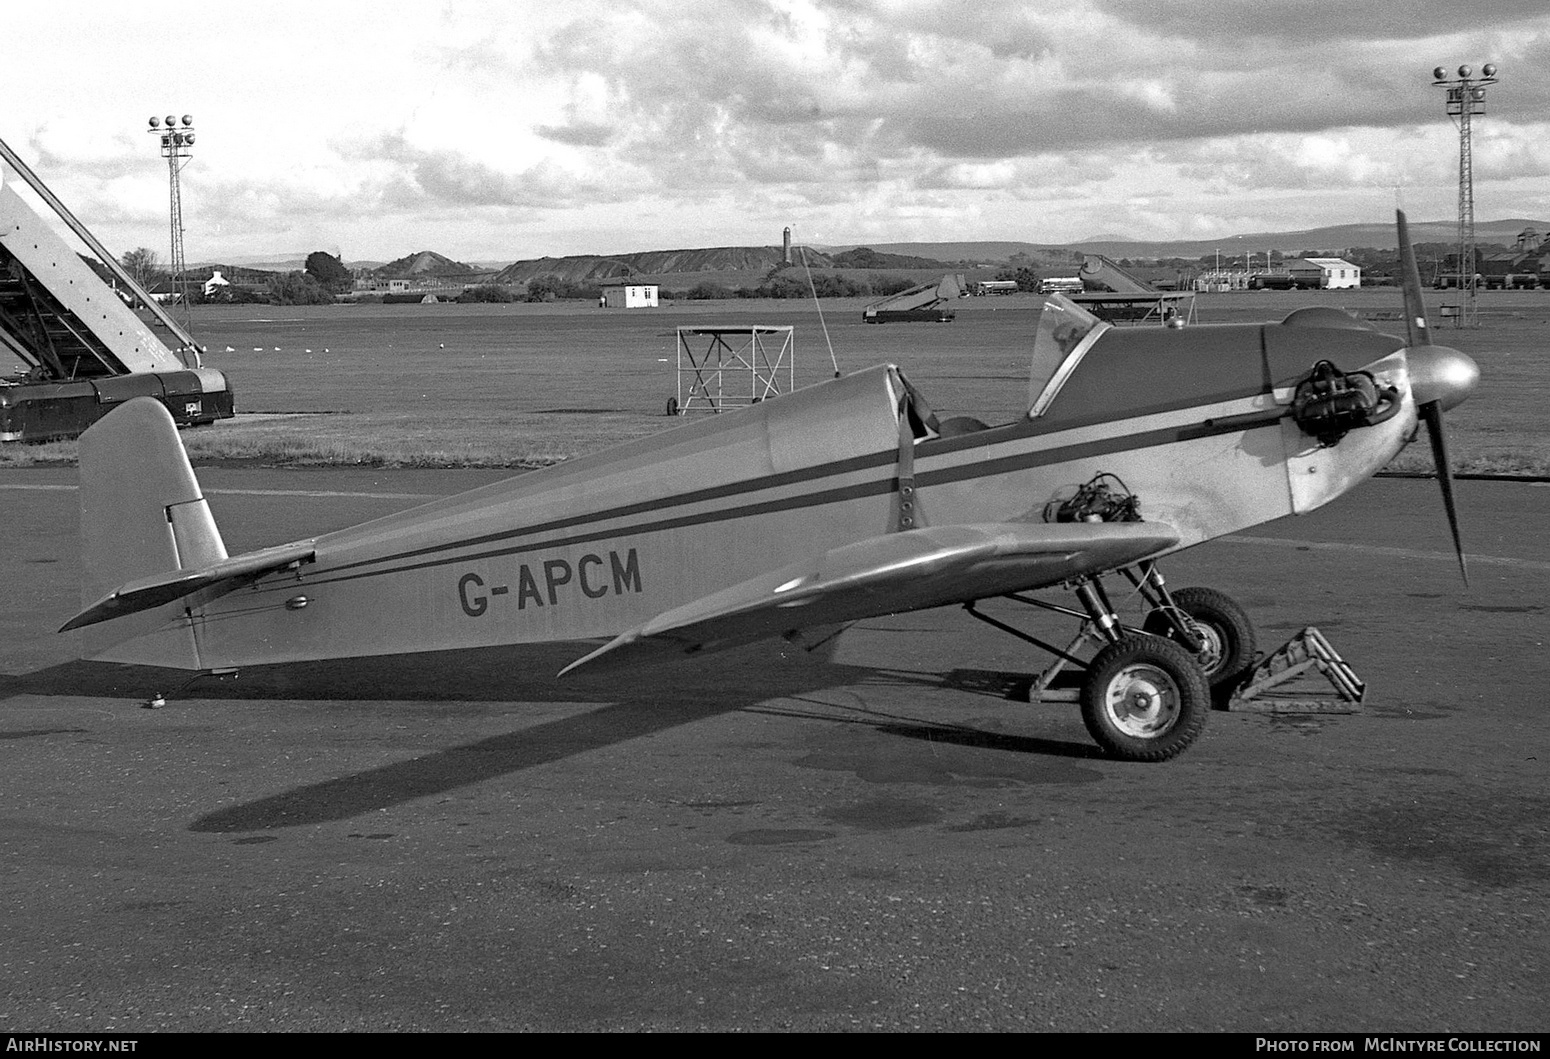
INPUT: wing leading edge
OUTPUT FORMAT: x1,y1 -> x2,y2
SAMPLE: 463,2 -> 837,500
560,521 -> 1179,676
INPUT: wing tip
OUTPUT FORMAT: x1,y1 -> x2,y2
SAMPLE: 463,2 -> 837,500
557,633 -> 634,678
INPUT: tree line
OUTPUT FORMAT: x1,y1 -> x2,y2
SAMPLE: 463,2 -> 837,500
129,239 -> 1513,306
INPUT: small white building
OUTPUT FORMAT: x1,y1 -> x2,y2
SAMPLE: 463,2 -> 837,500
602,283 -> 659,308
353,276 -> 413,293
1291,258 -> 1362,290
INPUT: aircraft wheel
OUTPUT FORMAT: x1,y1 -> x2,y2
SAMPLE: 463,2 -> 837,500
1080,637 -> 1210,762
1142,586 -> 1256,693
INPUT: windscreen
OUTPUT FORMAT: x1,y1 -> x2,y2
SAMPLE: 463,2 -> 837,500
1028,294 -> 1104,415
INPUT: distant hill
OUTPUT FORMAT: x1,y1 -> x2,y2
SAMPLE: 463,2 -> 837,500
493,245 -> 836,285
373,250 -> 477,278
1071,218 -> 1550,259
828,247 -> 952,269
190,255 -> 304,272
827,241 -> 1079,265
190,216 -> 1550,286
836,220 -> 1550,264
190,254 -> 386,272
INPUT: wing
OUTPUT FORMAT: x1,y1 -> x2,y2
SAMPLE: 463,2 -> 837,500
60,541 -> 316,632
560,521 -> 1178,675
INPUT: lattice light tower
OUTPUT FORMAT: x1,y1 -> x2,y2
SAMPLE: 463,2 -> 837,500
1432,64 -> 1497,327
148,113 -> 195,318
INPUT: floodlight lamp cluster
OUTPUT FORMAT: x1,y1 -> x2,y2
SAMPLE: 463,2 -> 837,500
1432,63 -> 1497,84
1431,64 -> 1497,119
148,114 -> 196,151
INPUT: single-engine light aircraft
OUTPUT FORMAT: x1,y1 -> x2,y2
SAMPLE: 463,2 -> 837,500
63,213 -> 1479,761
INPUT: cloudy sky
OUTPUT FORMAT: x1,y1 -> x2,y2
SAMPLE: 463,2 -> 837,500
3,0 -> 1547,264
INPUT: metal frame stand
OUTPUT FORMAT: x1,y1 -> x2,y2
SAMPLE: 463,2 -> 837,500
675,325 -> 794,414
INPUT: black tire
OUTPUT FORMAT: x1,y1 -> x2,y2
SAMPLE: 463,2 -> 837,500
665,397 -> 679,417
1080,636 -> 1211,762
1142,586 -> 1256,693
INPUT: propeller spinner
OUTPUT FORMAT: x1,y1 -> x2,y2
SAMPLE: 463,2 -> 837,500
1395,210 -> 1480,582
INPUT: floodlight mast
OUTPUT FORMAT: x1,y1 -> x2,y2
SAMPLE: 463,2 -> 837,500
1432,63 -> 1497,327
148,113 -> 196,328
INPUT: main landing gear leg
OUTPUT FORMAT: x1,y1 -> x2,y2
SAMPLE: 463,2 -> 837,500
965,573 -> 1213,762
1127,563 -> 1258,696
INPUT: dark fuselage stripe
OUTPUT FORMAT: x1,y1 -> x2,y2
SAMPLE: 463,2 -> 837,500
317,386 -> 1278,579
280,406 -> 1285,593
914,410 -> 1285,489
315,448 -> 899,578
286,478 -> 894,590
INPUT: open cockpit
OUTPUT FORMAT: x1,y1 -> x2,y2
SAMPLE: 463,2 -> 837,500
894,293 -> 1114,443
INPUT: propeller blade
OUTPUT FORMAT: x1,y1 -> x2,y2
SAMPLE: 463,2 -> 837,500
1420,399 -> 1468,584
1396,209 -> 1430,349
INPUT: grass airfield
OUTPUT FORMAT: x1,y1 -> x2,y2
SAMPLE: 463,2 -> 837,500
5,287 -> 1546,475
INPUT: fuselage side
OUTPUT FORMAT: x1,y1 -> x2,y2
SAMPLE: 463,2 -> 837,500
94,320 -> 1417,670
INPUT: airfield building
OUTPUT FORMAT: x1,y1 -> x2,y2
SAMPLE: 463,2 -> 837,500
353,276 -> 412,294
601,283 -> 660,308
1288,258 -> 1361,290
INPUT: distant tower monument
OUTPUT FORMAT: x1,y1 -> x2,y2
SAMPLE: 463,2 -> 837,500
783,226 -> 792,265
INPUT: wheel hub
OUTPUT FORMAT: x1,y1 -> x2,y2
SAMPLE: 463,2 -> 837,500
1188,621 -> 1225,674
1105,664 -> 1180,736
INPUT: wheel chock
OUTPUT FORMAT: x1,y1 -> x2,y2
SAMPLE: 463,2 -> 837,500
1226,626 -> 1364,713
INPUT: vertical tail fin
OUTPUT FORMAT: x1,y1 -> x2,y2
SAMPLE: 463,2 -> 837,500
77,397 -> 226,664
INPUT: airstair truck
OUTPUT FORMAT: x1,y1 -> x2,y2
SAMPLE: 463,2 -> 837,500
862,274 -> 963,323
0,138 -> 234,443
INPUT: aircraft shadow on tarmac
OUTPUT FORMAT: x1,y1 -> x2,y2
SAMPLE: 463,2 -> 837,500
750,666 -> 1106,763
2,642 -> 1097,832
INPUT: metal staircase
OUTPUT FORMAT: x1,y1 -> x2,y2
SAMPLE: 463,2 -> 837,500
0,136 -> 234,441
0,247 -> 126,380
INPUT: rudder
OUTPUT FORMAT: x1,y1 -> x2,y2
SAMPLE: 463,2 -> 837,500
77,397 -> 227,664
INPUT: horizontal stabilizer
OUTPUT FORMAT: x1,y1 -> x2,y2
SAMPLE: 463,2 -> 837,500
62,540 -> 315,632
560,521 -> 1178,675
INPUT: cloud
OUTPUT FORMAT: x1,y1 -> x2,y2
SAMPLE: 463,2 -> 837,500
1094,0 -> 1548,45
338,132 -> 635,210
917,161 -> 1021,191
28,120 -> 142,173
1159,133 -> 1421,194
503,0 -> 1547,186
429,1 -> 1550,246
5,1 -> 1548,258
1474,124 -> 1550,182
535,122 -> 615,148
